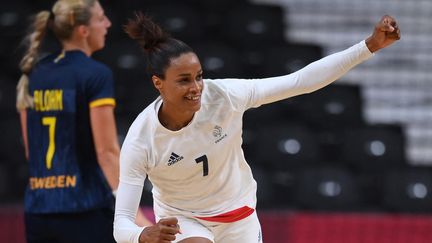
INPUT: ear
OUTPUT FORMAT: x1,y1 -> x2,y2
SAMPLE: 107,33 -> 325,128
152,75 -> 163,90
76,25 -> 90,38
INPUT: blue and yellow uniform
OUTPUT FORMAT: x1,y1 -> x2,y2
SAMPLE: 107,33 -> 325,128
24,50 -> 116,242
26,50 -> 115,213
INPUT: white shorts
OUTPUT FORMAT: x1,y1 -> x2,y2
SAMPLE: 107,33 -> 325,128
163,211 -> 263,243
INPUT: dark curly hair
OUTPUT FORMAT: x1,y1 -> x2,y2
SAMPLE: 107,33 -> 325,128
124,12 -> 194,79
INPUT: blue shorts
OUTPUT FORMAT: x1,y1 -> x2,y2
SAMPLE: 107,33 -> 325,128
25,207 -> 116,243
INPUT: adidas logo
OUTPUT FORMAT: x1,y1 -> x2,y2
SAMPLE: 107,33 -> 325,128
167,152 -> 184,166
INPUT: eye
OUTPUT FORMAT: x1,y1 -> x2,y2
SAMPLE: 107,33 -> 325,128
178,78 -> 190,83
196,74 -> 203,81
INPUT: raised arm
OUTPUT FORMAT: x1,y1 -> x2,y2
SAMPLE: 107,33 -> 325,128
249,15 -> 400,106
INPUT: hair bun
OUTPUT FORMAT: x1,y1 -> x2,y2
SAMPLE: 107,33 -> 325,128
124,12 -> 170,52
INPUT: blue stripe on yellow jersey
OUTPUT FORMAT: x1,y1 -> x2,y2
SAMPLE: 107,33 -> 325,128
25,50 -> 116,213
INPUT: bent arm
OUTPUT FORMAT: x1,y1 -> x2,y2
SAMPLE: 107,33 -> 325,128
252,40 -> 373,106
90,105 -> 120,191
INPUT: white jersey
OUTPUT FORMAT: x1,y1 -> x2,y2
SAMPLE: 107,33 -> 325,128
114,40 -> 373,243
124,78 -> 261,216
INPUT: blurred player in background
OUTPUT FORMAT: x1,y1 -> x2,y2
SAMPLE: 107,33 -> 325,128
16,0 -> 150,242
113,12 -> 400,243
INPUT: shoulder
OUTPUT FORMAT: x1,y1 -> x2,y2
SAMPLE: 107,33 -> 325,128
73,57 -> 114,88
88,58 -> 112,73
202,79 -> 229,98
204,79 -> 225,90
202,78 -> 256,111
123,100 -> 159,146
55,51 -> 113,79
204,78 -> 253,91
120,105 -> 156,168
203,78 -> 254,100
80,56 -> 113,77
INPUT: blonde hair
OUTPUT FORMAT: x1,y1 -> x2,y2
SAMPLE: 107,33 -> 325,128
17,0 -> 97,110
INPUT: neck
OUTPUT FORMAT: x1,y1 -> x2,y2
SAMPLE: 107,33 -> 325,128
158,103 -> 194,131
62,40 -> 92,56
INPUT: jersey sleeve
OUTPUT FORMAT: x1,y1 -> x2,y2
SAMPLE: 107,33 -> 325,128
114,182 -> 146,243
207,78 -> 260,112
209,40 -> 372,112
114,125 -> 149,242
250,40 -> 373,106
85,64 -> 116,108
119,139 -> 148,186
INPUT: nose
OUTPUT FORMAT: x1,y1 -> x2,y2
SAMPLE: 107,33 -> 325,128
105,16 -> 112,28
191,80 -> 202,92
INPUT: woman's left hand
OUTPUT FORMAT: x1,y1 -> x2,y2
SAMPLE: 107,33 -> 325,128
366,15 -> 401,53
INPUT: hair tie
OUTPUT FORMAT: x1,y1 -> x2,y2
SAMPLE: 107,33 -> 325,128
68,10 -> 75,26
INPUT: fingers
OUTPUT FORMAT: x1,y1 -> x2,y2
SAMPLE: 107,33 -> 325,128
380,15 -> 401,37
159,224 -> 181,235
380,15 -> 396,32
366,14 -> 401,52
391,21 -> 401,40
157,217 -> 181,238
158,217 -> 181,234
140,217 -> 181,243
158,217 -> 178,226
376,15 -> 401,41
387,27 -> 401,40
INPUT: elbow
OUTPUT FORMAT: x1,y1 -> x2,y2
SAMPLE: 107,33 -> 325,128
95,146 -> 120,166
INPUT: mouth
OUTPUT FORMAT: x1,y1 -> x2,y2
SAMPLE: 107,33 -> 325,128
185,95 -> 201,101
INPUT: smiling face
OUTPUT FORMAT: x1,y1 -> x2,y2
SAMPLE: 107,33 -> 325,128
153,52 -> 204,126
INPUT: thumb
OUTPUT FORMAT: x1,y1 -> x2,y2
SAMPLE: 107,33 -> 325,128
380,16 -> 395,32
381,23 -> 395,33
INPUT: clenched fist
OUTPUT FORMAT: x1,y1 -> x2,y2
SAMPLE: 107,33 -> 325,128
366,15 -> 401,53
139,217 -> 181,243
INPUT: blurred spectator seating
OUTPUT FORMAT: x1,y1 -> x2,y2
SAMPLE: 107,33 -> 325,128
382,168 -> 432,213
341,124 -> 407,172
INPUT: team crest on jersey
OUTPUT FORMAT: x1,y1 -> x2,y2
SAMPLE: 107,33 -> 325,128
167,152 -> 184,166
213,125 -> 227,144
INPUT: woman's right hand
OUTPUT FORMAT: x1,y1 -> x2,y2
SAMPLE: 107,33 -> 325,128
139,217 -> 181,243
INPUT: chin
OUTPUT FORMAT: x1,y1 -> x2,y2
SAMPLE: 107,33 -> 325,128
193,105 -> 202,112
191,103 -> 202,112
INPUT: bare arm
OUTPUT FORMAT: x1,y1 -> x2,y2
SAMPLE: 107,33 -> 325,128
19,109 -> 29,160
90,105 -> 120,191
90,105 -> 152,227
